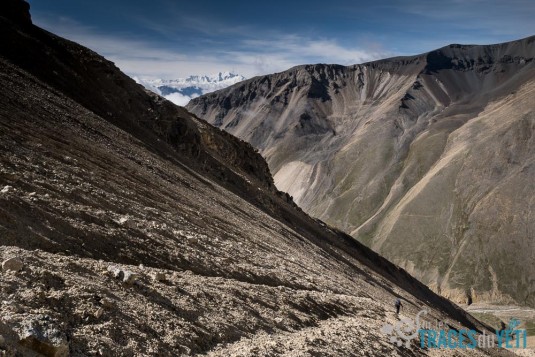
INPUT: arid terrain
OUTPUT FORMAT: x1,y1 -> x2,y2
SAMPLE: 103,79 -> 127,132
187,37 -> 535,308
1,0 -> 532,356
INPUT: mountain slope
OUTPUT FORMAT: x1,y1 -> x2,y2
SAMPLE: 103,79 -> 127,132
0,1 -> 514,355
187,37 -> 535,307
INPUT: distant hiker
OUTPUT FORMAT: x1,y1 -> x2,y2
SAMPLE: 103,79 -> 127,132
395,298 -> 402,315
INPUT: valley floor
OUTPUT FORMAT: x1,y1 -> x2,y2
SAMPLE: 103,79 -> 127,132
464,304 -> 535,355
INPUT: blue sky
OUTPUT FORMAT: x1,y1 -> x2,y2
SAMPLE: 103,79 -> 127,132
31,0 -> 535,79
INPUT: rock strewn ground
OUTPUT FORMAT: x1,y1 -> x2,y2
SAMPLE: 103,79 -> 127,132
0,2 -> 525,355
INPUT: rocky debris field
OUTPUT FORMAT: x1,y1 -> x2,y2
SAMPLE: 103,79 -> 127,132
0,246 -> 520,357
0,2 -> 527,355
0,55 -> 519,357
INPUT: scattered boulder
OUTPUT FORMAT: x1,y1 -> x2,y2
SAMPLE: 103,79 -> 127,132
117,216 -> 137,229
107,265 -> 138,285
1,185 -> 13,194
18,317 -> 69,357
94,308 -> 104,319
107,265 -> 124,280
123,271 -> 138,285
186,235 -> 199,244
150,272 -> 166,282
2,257 -> 23,272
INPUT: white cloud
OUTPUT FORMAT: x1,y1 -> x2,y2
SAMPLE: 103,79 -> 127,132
163,93 -> 197,106
241,35 -> 389,67
32,13 -> 390,79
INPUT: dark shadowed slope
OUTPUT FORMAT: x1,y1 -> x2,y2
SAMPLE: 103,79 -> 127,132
0,1 -> 520,355
187,37 -> 535,308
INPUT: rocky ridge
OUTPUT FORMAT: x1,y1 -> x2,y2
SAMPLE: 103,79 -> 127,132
187,36 -> 535,307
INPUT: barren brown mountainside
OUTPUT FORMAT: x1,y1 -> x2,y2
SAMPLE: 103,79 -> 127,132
188,36 -> 535,308
0,0 -> 521,356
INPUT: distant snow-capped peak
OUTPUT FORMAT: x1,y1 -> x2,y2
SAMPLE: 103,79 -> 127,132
139,72 -> 245,89
134,72 -> 245,106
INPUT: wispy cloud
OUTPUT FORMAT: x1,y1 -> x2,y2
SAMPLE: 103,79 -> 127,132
241,35 -> 389,65
392,0 -> 535,45
31,0 -> 534,80
324,0 -> 535,55
32,12 -> 389,79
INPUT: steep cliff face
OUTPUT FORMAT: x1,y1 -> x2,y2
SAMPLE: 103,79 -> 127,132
187,37 -> 535,307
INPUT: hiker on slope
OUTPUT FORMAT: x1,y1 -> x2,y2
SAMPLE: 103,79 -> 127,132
395,298 -> 402,316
